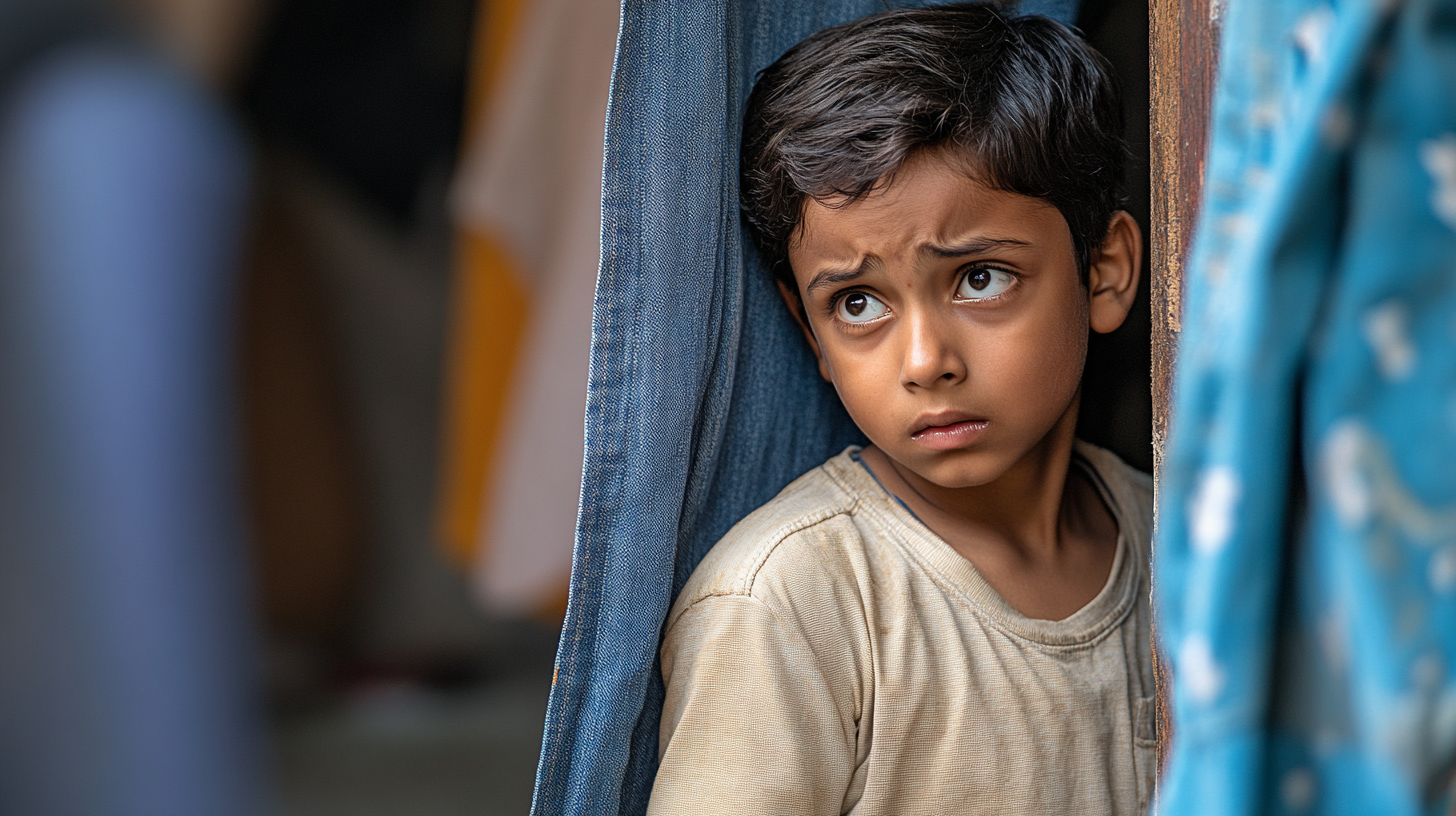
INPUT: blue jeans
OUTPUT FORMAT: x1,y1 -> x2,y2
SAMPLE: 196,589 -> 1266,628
532,2 -> 1079,813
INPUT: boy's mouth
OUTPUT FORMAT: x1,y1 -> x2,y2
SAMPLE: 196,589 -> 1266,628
909,413 -> 990,451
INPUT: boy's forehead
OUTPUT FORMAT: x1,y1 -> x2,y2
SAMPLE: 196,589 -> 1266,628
790,153 -> 1066,269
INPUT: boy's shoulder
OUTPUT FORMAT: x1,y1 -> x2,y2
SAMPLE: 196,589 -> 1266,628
1073,439 -> 1154,556
668,447 -> 871,625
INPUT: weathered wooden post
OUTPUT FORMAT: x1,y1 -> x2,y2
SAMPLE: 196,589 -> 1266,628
1148,0 -> 1221,786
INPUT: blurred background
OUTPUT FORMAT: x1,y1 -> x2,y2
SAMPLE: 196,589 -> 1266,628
0,0 -> 1150,814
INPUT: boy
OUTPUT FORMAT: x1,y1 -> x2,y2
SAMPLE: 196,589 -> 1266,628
649,6 -> 1153,815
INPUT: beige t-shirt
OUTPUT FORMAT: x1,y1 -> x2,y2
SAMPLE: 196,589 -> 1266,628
649,442 -> 1156,816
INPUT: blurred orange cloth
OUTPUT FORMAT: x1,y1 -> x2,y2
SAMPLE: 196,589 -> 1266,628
437,0 -> 618,617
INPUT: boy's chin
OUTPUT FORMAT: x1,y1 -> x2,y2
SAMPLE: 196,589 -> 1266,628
890,423 -> 1078,490
888,446 -> 1018,490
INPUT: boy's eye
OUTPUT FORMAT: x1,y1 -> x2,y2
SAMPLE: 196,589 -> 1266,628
836,291 -> 888,324
956,267 -> 1015,300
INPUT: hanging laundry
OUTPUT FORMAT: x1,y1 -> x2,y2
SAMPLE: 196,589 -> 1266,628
1158,0 -> 1456,813
0,4 -> 265,813
438,0 -> 620,617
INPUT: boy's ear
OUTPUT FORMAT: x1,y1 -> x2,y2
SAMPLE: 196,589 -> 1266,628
1087,210 -> 1143,335
776,278 -> 834,382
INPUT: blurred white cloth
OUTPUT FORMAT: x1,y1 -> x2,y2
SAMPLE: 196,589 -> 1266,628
450,0 -> 619,615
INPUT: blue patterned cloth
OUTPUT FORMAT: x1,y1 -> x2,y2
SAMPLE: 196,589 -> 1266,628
532,2 -> 1078,814
1158,0 -> 1456,813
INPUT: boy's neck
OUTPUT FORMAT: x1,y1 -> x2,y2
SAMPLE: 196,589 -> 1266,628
858,400 -> 1120,623
862,407 -> 1084,555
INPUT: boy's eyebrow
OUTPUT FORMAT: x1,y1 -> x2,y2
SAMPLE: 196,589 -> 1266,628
805,258 -> 878,295
803,237 -> 1030,295
923,236 -> 1032,257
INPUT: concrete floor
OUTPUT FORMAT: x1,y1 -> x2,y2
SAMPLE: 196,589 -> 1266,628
274,673 -> 551,816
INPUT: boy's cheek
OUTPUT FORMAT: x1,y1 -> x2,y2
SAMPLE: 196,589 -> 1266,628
825,356 -> 904,435
826,335 -> 1085,487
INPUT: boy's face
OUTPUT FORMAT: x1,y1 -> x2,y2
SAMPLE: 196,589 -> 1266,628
783,149 -> 1140,490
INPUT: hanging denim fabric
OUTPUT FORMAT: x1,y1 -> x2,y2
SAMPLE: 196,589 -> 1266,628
1158,0 -> 1456,813
531,2 -> 1079,814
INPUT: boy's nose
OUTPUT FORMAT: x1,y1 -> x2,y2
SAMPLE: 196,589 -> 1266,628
900,311 -> 966,390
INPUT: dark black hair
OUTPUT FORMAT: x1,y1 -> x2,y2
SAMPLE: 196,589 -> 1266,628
740,3 -> 1127,289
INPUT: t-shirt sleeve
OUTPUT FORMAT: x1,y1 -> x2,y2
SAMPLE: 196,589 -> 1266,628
648,593 -> 857,816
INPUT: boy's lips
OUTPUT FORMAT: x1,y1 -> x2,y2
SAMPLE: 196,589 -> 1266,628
909,413 -> 989,451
